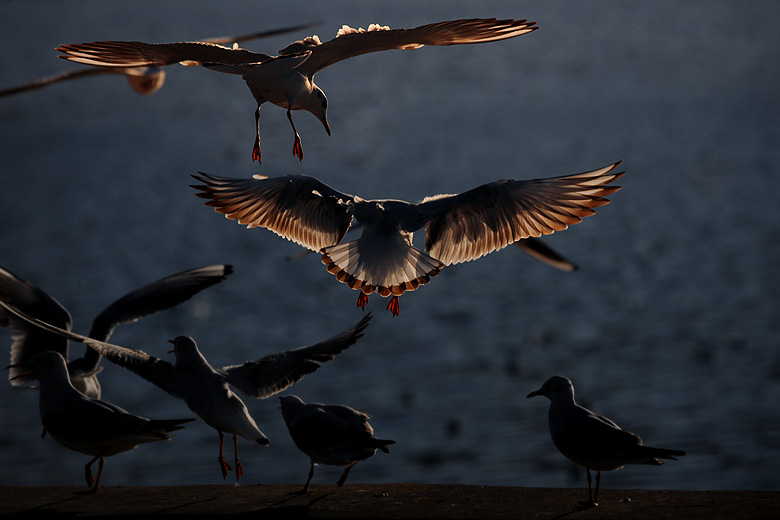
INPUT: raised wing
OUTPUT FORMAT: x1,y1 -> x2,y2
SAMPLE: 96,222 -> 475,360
57,40 -> 271,68
89,264 -> 233,341
294,18 -> 538,75
0,296 -> 183,400
222,313 -> 371,399
191,173 -> 354,251
202,22 -> 320,45
0,266 -> 72,385
421,162 -> 625,265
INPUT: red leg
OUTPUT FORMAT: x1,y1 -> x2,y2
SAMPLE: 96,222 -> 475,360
356,293 -> 369,310
218,430 -> 231,479
593,470 -> 601,506
252,107 -> 262,163
336,461 -> 358,487
302,462 -> 316,493
90,456 -> 105,493
233,434 -> 244,481
84,455 -> 98,488
386,296 -> 400,317
584,468 -> 598,507
287,108 -> 304,161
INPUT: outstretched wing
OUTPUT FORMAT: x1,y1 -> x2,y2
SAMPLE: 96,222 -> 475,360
191,173 -> 355,251
0,296 -> 183,399
0,266 -> 72,385
291,18 -> 538,75
221,313 -> 371,398
421,162 -> 625,265
89,264 -> 233,341
57,40 -> 271,68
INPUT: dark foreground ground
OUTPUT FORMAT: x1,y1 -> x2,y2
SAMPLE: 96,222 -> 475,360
1,485 -> 777,519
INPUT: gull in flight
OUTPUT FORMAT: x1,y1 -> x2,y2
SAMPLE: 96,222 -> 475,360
191,161 -> 624,316
9,351 -> 194,492
57,18 -> 538,162
0,264 -> 233,399
1,23 -> 317,98
527,375 -> 686,507
279,395 -> 395,492
0,296 -> 372,481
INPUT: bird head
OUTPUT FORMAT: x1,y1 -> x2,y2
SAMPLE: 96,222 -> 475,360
527,375 -> 575,402
308,86 -> 330,136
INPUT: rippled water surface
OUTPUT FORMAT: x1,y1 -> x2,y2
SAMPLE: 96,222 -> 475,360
1,1 -> 779,491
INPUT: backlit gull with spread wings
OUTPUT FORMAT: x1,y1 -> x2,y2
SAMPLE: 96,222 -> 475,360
1,23 -> 317,98
1,264 -> 233,399
9,351 -> 194,492
527,376 -> 686,507
57,18 -> 538,162
0,296 -> 372,482
191,161 -> 624,316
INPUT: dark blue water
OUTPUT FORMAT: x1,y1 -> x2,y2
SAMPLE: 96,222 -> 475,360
1,0 -> 779,491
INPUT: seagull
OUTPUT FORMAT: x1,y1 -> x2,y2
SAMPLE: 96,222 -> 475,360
0,296 -> 372,481
279,395 -> 395,492
56,18 -> 538,163
1,264 -> 233,399
8,351 -> 195,492
191,161 -> 624,316
527,375 -> 686,507
0,23 -> 318,98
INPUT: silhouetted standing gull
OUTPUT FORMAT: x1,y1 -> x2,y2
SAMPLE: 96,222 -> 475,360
57,18 -> 538,162
527,375 -> 686,507
0,264 -> 233,399
9,351 -> 194,492
0,23 -> 317,98
0,297 -> 372,481
191,161 -> 624,316
280,395 -> 395,492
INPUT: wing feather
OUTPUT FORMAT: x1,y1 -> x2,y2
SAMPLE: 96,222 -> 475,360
422,162 -> 624,265
191,173 -> 354,251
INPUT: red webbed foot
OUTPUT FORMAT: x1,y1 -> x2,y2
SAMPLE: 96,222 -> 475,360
219,455 -> 232,479
357,292 -> 369,310
252,140 -> 262,163
386,296 -> 400,317
292,136 -> 304,161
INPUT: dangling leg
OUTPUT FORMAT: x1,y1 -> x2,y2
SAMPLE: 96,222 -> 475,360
218,430 -> 232,479
252,107 -> 262,163
287,108 -> 304,161
357,293 -> 369,310
336,461 -> 358,487
386,296 -> 400,317
232,433 -> 244,481
301,462 -> 316,493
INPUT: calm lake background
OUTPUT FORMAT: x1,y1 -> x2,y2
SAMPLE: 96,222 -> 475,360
1,1 -> 778,491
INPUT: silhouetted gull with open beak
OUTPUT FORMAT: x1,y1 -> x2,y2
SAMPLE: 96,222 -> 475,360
57,18 -> 538,162
8,351 -> 194,492
0,296 -> 372,482
191,161 -> 624,316
527,375 -> 686,507
1,264 -> 233,399
280,395 -> 395,492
